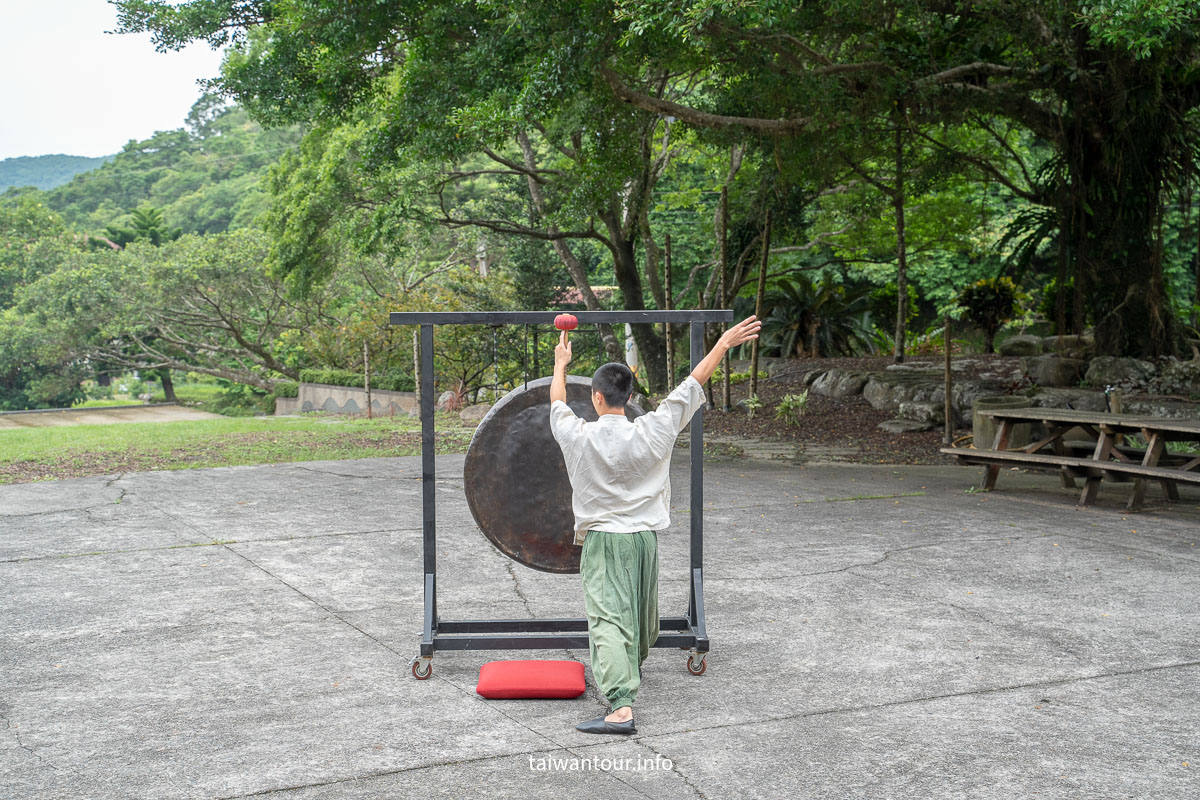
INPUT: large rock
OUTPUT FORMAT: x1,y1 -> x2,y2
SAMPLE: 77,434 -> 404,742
811,369 -> 869,398
878,418 -> 934,434
862,371 -> 1006,428
768,360 -> 805,379
459,403 -> 491,423
862,372 -> 935,412
801,369 -> 827,387
898,400 -> 944,425
1043,334 -> 1094,359
1022,355 -> 1086,387
1152,358 -> 1200,397
997,335 -> 1044,357
1030,388 -> 1107,412
435,391 -> 460,411
1084,356 -> 1156,389
1123,398 -> 1200,421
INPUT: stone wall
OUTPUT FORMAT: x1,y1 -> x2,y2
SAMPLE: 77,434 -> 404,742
808,361 -> 1200,433
275,383 -> 418,416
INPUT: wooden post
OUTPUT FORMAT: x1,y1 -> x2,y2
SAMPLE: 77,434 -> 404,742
943,314 -> 952,445
364,339 -> 373,420
892,100 -> 908,364
412,328 -> 420,407
750,210 -> 772,402
1110,388 -> 1123,446
665,233 -> 674,385
719,187 -> 731,411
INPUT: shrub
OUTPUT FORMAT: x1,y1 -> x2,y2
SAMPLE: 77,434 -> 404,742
712,367 -> 767,385
958,277 -> 1019,354
273,381 -> 299,398
299,368 -> 415,392
869,283 -> 920,329
774,392 -> 808,426
1037,276 -> 1086,333
755,276 -> 875,358
744,394 -> 764,419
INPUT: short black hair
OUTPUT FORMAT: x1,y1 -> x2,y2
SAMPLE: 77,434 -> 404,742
592,362 -> 633,408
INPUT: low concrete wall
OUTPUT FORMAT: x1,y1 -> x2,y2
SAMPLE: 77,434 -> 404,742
275,383 -> 418,416
274,396 -> 300,416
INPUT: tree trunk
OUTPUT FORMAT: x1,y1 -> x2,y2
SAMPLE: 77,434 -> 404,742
664,233 -> 675,385
892,104 -> 908,364
639,205 -> 666,310
159,369 -> 176,403
750,210 -> 772,401
1067,121 -> 1177,357
599,210 -> 667,391
719,186 -> 731,411
516,131 -> 623,364
363,339 -> 372,420
1194,189 -> 1200,330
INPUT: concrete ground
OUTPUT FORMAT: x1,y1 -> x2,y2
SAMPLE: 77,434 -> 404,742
1,452 -> 1198,799
0,404 -> 224,429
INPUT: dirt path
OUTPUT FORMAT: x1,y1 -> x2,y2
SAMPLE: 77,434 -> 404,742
0,403 -> 224,429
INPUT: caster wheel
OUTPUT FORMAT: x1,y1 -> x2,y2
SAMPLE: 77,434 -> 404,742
686,655 -> 707,676
412,659 -> 433,680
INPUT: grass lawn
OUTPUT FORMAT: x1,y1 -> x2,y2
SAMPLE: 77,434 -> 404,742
0,413 -> 477,484
75,383 -> 267,415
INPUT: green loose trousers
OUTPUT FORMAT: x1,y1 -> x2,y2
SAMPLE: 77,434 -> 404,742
579,529 -> 659,711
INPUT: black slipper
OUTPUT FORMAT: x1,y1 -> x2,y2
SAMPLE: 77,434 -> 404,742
575,714 -> 637,735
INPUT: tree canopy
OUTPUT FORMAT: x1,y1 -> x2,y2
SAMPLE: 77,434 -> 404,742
115,0 -> 1200,364
3,1 -> 1199,409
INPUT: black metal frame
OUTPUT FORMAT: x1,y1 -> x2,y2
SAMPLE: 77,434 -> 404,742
388,310 -> 733,671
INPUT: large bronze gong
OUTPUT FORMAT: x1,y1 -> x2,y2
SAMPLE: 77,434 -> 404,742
463,375 -> 645,574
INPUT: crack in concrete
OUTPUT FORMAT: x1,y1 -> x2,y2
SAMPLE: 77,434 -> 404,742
2,474 -> 134,524
678,491 -> 928,519
846,567 -> 1001,628
655,535 -> 1023,585
1,503 -> 114,521
641,658 -> 1200,743
219,544 -> 412,663
635,738 -> 705,799
290,465 -> 395,481
210,738 -> 655,799
503,560 -> 535,617
1051,529 -> 1200,566
0,709 -> 59,771
0,527 -> 421,565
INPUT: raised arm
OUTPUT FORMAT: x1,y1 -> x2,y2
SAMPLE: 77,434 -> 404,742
551,329 -> 572,404
689,315 -> 762,386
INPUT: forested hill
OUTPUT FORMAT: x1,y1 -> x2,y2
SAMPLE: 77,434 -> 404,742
23,101 -> 302,237
0,154 -> 113,192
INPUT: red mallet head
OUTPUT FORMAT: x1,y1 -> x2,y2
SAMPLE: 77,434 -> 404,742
554,313 -> 578,331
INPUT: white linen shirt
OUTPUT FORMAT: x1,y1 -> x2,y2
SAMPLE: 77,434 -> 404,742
550,376 -> 707,545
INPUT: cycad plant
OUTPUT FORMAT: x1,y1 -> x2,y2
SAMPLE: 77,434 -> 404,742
753,276 -> 876,358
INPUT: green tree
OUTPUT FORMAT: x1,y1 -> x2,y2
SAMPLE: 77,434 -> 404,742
958,277 -> 1019,354
114,0 -> 723,390
599,1 -> 1200,358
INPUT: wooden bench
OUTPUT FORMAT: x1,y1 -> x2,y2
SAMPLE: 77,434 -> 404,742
943,408 -> 1200,510
942,447 -> 1200,504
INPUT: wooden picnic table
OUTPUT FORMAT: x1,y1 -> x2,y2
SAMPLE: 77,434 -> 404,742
941,407 -> 1200,511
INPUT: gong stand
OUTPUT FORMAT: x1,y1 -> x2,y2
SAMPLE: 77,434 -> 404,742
388,310 -> 734,678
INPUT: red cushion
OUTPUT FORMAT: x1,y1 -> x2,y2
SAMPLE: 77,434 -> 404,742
476,660 -> 586,699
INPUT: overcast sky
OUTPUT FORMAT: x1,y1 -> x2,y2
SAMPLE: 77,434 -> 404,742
0,1 -> 225,160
